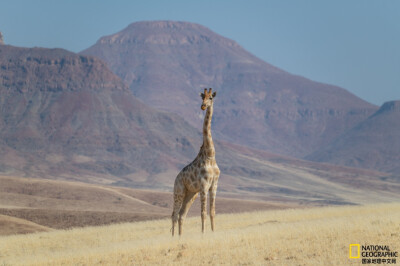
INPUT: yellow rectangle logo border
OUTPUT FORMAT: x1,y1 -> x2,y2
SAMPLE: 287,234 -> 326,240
349,244 -> 360,258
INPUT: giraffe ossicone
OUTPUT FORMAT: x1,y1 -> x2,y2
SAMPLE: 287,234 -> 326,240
171,88 -> 220,236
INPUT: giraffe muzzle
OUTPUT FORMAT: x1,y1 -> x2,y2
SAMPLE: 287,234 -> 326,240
201,105 -> 206,110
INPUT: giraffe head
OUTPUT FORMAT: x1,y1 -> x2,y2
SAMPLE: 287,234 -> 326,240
200,88 -> 217,111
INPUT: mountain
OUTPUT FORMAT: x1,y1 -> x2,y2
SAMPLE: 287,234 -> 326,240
0,45 -> 201,185
81,21 -> 378,157
0,45 -> 399,205
307,100 -> 400,174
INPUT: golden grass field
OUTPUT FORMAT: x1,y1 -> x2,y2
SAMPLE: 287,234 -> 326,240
1,203 -> 399,265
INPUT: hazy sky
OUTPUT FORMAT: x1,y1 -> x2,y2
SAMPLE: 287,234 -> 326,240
1,0 -> 399,106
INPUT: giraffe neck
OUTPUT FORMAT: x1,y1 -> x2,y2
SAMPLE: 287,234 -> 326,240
202,104 -> 215,158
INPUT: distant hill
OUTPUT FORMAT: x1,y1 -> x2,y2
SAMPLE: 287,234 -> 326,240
81,20 -> 378,157
307,100 -> 400,174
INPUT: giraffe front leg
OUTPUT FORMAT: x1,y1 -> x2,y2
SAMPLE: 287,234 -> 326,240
200,189 -> 208,233
209,184 -> 217,232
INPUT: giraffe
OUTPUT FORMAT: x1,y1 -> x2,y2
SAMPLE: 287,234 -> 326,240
171,88 -> 220,236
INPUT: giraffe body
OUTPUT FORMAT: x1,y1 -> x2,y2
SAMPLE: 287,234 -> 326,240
172,88 -> 220,236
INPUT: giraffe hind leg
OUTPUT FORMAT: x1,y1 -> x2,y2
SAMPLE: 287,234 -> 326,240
178,191 -> 198,235
171,192 -> 184,236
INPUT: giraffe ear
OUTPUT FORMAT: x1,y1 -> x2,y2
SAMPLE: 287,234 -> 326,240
200,93 -> 205,99
212,92 -> 217,98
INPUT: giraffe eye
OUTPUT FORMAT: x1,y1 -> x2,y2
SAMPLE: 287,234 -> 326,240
209,97 -> 212,100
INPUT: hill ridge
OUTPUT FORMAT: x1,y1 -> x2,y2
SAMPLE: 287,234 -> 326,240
374,100 -> 400,116
307,100 -> 400,173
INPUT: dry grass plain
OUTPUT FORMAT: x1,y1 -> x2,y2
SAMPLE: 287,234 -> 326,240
1,203 -> 399,265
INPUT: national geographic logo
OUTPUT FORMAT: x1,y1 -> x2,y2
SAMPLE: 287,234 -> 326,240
350,244 -> 398,264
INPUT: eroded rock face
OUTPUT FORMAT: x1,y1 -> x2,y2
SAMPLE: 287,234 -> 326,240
0,46 -> 125,93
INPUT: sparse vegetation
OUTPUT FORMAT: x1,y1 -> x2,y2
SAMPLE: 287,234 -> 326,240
0,175 -> 284,235
1,203 -> 399,265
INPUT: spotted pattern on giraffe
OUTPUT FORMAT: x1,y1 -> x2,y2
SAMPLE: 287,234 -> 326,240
171,88 -> 220,236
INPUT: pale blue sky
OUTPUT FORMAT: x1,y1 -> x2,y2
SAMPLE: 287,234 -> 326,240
1,0 -> 399,106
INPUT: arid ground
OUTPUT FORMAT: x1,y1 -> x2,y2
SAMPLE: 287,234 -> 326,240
0,175 -> 294,236
1,203 -> 399,265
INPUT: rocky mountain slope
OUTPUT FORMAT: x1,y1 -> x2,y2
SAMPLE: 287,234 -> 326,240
81,21 -> 378,157
0,45 -> 201,184
307,100 -> 400,174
